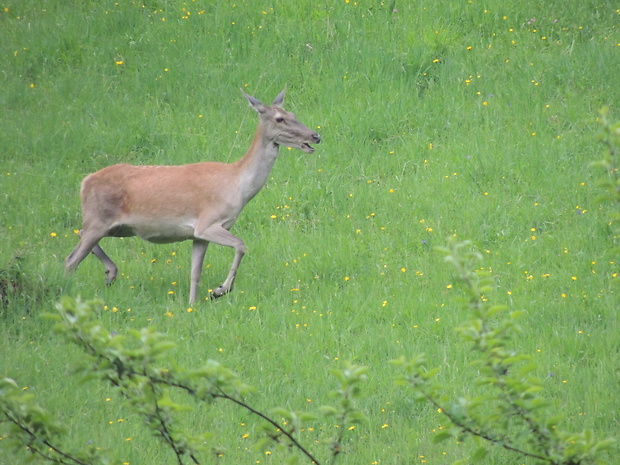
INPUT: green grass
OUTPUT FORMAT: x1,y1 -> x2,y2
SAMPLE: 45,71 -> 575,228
1,0 -> 619,463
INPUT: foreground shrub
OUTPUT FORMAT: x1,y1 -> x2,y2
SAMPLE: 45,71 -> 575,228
1,296 -> 365,465
395,238 -> 616,464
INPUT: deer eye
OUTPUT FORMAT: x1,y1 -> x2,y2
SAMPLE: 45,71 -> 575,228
276,116 -> 285,123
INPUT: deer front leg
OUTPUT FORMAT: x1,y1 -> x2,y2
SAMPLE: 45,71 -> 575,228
212,245 -> 245,299
190,240 -> 209,304
196,226 -> 246,299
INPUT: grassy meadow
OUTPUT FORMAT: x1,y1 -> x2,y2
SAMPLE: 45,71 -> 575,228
1,0 -> 619,463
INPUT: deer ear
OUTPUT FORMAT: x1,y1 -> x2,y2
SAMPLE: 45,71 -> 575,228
272,88 -> 286,107
242,90 -> 266,113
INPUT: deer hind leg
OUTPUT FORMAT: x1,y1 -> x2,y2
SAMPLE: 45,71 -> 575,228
91,243 -> 118,285
195,225 -> 246,300
65,230 -> 118,285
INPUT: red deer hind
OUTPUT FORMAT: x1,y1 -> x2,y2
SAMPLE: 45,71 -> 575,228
65,89 -> 320,303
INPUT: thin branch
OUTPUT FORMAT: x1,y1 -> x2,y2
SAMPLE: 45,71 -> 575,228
212,387 -> 321,465
3,411 -> 91,465
415,383 -> 552,463
64,314 -> 322,464
143,374 -> 322,464
148,383 -> 188,465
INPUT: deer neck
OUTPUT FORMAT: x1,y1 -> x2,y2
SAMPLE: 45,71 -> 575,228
235,122 -> 280,204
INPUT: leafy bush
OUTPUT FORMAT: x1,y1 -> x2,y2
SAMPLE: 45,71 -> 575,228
394,238 -> 615,464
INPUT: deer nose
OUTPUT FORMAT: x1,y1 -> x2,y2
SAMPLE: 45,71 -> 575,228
312,133 -> 321,144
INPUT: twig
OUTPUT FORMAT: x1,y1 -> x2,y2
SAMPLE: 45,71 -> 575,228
3,410 -> 91,465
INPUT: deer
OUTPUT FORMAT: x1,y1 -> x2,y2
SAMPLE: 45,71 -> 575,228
65,89 -> 320,304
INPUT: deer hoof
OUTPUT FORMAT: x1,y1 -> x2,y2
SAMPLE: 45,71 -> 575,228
211,286 -> 229,299
104,273 -> 116,286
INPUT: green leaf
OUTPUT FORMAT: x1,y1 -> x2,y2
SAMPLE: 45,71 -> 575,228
432,430 -> 454,443
158,393 -> 191,412
271,407 -> 292,417
470,446 -> 488,461
299,412 -> 319,423
319,405 -> 338,417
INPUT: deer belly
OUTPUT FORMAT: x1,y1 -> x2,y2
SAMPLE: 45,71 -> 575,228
133,219 -> 197,244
